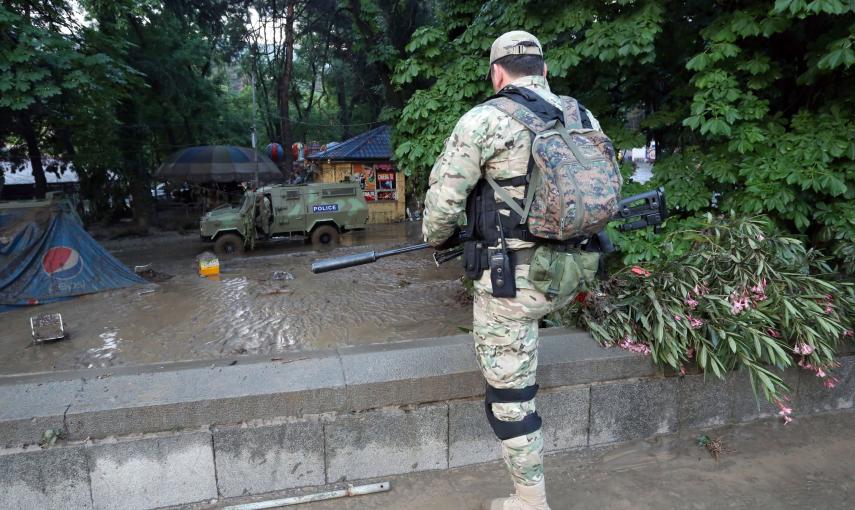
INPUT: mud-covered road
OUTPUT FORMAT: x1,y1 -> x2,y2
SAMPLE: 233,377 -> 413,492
0,223 -> 472,375
236,411 -> 855,510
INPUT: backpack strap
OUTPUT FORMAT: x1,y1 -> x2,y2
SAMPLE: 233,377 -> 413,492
560,96 -> 584,130
482,97 -> 546,225
484,97 -> 549,134
561,96 -> 596,130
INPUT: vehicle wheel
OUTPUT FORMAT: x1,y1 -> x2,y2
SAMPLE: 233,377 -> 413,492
311,225 -> 340,249
214,233 -> 245,256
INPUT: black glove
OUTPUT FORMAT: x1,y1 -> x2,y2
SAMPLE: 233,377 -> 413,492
435,227 -> 462,250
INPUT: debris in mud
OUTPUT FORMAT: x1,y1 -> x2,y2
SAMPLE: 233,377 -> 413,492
30,313 -> 65,342
39,428 -> 65,448
697,435 -> 729,461
271,270 -> 295,281
134,263 -> 174,283
138,288 -> 157,295
196,251 -> 220,277
258,289 -> 292,296
454,286 -> 473,305
397,279 -> 411,287
271,356 -> 309,364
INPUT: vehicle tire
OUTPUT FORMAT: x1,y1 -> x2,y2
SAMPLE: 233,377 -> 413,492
214,233 -> 245,256
311,225 -> 340,249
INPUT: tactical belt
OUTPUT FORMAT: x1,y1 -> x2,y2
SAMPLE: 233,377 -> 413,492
475,247 -> 534,270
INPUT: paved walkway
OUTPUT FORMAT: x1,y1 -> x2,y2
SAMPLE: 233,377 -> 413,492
219,410 -> 854,510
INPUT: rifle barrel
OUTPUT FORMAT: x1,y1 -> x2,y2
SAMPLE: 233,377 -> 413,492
311,242 -> 432,274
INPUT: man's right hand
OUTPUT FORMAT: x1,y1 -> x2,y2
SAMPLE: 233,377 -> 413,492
434,226 -> 463,250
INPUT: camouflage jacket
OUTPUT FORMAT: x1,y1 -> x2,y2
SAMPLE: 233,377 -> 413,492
422,75 -> 601,249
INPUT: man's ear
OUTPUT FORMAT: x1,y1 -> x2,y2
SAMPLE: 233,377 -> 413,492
542,62 -> 548,78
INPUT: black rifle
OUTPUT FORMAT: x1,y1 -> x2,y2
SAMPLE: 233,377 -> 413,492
311,188 -> 667,274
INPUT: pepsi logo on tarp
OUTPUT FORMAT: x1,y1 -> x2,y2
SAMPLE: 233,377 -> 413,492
42,246 -> 83,280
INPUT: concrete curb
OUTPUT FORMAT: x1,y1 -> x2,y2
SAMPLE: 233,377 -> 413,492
1,330 -> 852,510
0,328 -> 652,446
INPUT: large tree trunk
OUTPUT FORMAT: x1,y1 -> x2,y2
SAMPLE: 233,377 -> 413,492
277,0 -> 296,177
117,100 -> 152,230
19,114 -> 47,199
336,72 -> 351,139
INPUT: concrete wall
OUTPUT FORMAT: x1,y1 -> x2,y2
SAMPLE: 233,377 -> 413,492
1,330 -> 852,510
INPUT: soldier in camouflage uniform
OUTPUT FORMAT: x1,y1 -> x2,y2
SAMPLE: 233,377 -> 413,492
422,31 -> 604,510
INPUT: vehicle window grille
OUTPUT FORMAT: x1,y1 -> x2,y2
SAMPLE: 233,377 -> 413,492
322,188 -> 354,197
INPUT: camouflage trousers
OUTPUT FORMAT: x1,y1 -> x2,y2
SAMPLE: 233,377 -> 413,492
472,262 -> 575,486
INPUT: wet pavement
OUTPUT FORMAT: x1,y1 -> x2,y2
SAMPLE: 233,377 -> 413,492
221,410 -> 855,510
0,222 -> 472,376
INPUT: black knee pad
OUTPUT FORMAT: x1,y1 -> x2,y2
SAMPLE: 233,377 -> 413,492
484,383 -> 542,440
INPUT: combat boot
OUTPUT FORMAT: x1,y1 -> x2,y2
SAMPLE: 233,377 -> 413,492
481,481 -> 551,510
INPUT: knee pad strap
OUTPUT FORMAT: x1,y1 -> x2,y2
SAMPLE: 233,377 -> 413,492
484,383 -> 542,440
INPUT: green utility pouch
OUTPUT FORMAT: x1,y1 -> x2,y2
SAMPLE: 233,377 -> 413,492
528,246 -> 600,300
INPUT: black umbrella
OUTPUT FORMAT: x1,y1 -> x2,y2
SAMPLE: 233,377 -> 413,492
155,146 -> 284,183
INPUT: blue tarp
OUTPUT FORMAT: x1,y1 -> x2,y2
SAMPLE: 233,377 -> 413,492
0,202 -> 145,311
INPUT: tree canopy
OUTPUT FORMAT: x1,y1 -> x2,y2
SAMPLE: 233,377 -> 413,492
2,0 -> 854,270
392,0 -> 855,270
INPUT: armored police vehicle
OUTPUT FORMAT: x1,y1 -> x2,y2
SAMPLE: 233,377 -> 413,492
199,182 -> 368,255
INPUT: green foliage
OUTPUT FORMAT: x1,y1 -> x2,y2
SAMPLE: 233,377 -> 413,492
563,214 -> 855,408
392,1 -> 855,271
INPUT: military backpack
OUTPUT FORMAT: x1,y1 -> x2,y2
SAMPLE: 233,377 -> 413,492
483,87 -> 622,241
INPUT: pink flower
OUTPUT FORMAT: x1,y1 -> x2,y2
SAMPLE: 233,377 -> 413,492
798,358 -> 813,370
750,279 -> 767,302
824,304 -> 834,314
631,266 -> 651,277
774,399 -> 793,425
767,328 -> 782,338
679,366 -> 687,376
730,292 -> 750,315
687,314 -> 704,329
824,377 -> 839,389
685,297 -> 699,310
618,335 -> 652,355
757,234 -> 765,242
674,314 -> 682,321
815,367 -> 826,378
844,330 -> 854,338
793,342 -> 814,355
693,283 -> 710,296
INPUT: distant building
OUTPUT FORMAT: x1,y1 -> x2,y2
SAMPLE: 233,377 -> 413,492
307,125 -> 405,224
0,161 -> 79,200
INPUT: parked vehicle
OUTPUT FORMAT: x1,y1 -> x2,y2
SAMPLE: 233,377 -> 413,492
199,182 -> 368,255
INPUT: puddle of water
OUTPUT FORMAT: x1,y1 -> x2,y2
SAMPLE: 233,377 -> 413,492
78,328 -> 122,368
0,223 -> 473,375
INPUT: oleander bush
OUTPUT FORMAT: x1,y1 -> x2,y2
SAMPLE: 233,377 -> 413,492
561,214 -> 855,418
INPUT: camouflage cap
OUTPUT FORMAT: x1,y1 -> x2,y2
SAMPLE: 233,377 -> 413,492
486,31 -> 543,79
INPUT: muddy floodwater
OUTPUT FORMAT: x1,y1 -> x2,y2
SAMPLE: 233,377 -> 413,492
0,223 -> 472,375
